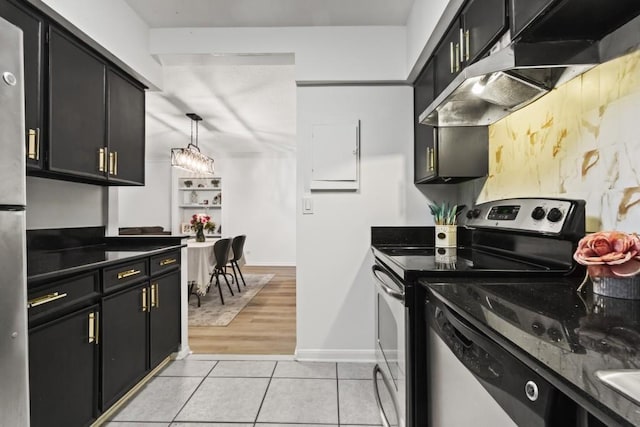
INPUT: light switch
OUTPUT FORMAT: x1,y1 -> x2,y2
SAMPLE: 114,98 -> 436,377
303,196 -> 313,214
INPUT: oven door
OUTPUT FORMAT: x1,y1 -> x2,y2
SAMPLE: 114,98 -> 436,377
373,263 -> 405,427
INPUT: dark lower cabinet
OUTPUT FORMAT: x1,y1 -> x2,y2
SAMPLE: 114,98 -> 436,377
29,304 -> 99,427
101,282 -> 148,409
149,270 -> 181,367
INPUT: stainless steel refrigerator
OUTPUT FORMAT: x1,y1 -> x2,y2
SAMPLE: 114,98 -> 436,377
0,15 -> 30,427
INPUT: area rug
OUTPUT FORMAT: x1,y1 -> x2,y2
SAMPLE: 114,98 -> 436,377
188,273 -> 275,326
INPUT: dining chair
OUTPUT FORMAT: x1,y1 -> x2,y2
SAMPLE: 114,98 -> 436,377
228,235 -> 247,288
208,238 -> 234,305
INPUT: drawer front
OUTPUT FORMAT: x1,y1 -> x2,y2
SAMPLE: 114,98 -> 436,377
103,259 -> 149,293
28,271 -> 100,325
150,250 -> 181,277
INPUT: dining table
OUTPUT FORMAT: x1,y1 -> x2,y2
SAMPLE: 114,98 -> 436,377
187,239 -> 216,296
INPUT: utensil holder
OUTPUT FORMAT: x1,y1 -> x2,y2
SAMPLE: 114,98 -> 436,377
435,225 -> 457,248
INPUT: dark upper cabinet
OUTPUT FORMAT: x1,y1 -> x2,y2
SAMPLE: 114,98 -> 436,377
434,19 -> 463,95
107,68 -> 145,185
414,60 -> 436,184
101,282 -> 148,410
29,304 -> 99,427
416,126 -> 488,184
48,27 -> 107,180
149,270 -> 181,367
511,0 -> 640,41
0,0 -> 45,169
461,0 -> 507,64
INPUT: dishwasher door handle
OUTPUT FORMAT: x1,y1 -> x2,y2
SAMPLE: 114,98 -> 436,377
372,265 -> 404,302
441,304 -> 501,356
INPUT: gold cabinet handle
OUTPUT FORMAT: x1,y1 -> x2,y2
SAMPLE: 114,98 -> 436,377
459,28 -> 465,63
88,312 -> 99,344
159,258 -> 177,266
27,129 -> 37,160
36,128 -> 40,160
27,292 -> 67,308
465,29 -> 470,62
99,148 -> 106,172
109,151 -> 114,175
150,284 -> 157,308
117,269 -> 141,280
449,42 -> 454,73
114,151 -> 118,176
142,287 -> 148,312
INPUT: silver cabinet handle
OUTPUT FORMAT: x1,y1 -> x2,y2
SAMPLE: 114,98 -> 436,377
372,265 -> 404,301
449,42 -> 454,73
460,28 -> 465,63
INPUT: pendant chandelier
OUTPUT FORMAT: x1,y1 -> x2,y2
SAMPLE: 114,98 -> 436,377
171,113 -> 215,175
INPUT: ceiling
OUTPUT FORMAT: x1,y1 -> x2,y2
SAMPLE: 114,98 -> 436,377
124,0 -> 416,28
130,0 -> 416,161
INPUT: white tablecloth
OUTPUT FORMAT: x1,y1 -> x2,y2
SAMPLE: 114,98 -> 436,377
187,239 -> 244,296
187,240 -> 216,295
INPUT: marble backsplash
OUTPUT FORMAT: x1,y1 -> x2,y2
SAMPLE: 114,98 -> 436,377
474,49 -> 640,232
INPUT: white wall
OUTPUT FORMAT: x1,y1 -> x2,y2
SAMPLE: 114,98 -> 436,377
406,0 -> 450,74
117,160 -> 172,230
150,26 -> 407,82
296,85 -> 438,359
40,0 -> 162,88
26,177 -> 106,229
217,155 -> 296,266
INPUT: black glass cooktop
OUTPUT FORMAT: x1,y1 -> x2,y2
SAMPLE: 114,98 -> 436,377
376,246 -> 560,275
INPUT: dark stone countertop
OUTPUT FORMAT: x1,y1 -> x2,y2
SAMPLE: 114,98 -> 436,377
424,279 -> 640,427
28,240 -> 185,287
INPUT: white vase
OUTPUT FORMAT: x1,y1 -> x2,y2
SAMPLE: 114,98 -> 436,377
435,225 -> 457,248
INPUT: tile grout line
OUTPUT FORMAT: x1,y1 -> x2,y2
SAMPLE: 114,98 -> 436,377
336,362 -> 341,426
252,360 -> 279,425
168,360 -> 218,425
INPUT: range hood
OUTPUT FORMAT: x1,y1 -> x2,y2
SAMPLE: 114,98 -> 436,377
420,15 -> 640,127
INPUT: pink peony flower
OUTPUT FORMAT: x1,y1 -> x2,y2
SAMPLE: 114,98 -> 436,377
574,231 -> 640,277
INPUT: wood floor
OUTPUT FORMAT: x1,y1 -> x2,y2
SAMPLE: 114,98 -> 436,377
188,266 -> 296,354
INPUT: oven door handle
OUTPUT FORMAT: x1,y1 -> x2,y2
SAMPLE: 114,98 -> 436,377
373,364 -> 399,427
372,265 -> 405,302
441,304 -> 500,355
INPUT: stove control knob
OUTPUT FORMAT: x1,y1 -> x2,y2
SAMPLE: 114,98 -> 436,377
547,327 -> 562,342
466,210 -> 474,219
472,208 -> 481,218
546,208 -> 563,223
531,207 -> 546,221
531,321 -> 546,336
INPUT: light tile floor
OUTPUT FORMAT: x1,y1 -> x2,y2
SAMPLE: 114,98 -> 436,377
104,357 -> 382,427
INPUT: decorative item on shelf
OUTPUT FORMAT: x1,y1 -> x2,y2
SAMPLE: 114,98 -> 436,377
203,199 -> 209,205
197,184 -> 204,188
190,190 -> 198,204
190,213 -> 216,242
212,193 -> 221,205
183,180 -> 193,188
217,224 -> 222,234
171,113 -> 215,175
211,178 -> 220,187
429,202 -> 464,248
574,231 -> 640,299
180,223 -> 191,234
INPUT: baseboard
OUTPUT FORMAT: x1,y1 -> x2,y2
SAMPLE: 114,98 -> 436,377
187,354 -> 296,361
294,349 -> 376,362
246,262 -> 296,267
174,345 -> 191,360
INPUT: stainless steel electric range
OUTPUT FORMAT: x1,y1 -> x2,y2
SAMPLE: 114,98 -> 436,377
371,197 -> 587,427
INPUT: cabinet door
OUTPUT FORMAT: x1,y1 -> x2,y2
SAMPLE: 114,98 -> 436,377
414,60 -> 436,183
434,19 -> 462,96
48,27 -> 106,180
0,0 -> 45,169
29,305 -> 99,427
510,0 -> 554,39
107,68 -> 145,185
462,0 -> 507,64
149,270 -> 181,368
101,282 -> 148,409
